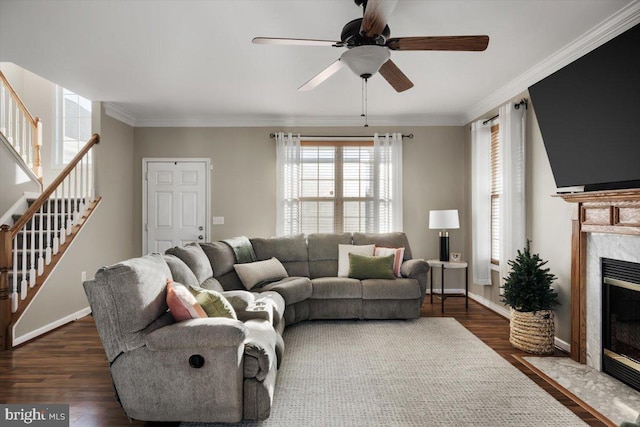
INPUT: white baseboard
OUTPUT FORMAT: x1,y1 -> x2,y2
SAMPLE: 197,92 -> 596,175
468,292 -> 571,354
468,292 -> 511,318
554,336 -> 571,353
426,288 -> 466,294
13,306 -> 92,347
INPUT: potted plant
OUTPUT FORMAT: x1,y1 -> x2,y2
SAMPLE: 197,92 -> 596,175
501,240 -> 559,354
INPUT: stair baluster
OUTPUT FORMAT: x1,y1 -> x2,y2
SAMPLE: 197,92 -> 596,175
37,204 -> 44,276
11,236 -> 17,312
20,220 -> 27,301
45,198 -> 52,265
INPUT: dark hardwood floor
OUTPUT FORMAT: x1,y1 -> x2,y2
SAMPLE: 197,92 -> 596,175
0,298 -> 604,426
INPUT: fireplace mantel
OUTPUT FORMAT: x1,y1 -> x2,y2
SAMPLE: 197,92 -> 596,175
558,188 -> 640,363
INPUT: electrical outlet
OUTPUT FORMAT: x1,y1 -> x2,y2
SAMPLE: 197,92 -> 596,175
212,216 -> 224,225
81,271 -> 87,282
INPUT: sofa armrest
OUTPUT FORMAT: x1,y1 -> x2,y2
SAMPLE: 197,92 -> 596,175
243,319 -> 277,381
144,318 -> 248,350
401,259 -> 430,302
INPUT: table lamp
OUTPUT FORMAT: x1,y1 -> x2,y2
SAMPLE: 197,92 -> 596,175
429,209 -> 460,262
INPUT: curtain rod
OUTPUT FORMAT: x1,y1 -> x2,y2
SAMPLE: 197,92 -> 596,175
269,133 -> 413,139
481,98 -> 528,125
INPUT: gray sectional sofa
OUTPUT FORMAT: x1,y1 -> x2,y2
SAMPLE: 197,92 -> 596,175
84,232 -> 429,424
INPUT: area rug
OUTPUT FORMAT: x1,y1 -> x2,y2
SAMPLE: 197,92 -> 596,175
182,318 -> 586,426
522,356 -> 640,426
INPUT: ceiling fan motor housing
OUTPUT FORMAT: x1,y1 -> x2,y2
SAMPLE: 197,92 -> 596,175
341,18 -> 390,47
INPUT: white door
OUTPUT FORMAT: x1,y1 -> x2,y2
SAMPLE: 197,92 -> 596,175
144,160 -> 209,254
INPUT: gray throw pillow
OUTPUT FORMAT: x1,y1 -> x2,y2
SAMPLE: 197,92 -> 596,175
348,253 -> 395,280
165,242 -> 213,285
233,257 -> 288,290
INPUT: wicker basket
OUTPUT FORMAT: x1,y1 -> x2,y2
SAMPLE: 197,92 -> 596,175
509,308 -> 555,354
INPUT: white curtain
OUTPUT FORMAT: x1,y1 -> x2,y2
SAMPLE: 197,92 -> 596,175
471,120 -> 492,285
374,132 -> 403,232
499,102 -> 527,288
275,132 -> 301,236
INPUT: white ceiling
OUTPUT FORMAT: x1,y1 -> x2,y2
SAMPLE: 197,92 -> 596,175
0,0 -> 638,127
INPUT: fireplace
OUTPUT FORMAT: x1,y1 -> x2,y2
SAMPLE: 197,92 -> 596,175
602,258 -> 640,391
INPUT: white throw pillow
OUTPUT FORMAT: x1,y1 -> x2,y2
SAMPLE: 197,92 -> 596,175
234,257 -> 288,290
374,246 -> 405,277
337,244 -> 375,277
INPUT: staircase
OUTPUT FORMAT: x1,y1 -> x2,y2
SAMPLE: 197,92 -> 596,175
0,70 -> 100,351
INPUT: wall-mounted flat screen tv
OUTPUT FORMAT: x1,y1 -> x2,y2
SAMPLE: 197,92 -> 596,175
529,23 -> 639,192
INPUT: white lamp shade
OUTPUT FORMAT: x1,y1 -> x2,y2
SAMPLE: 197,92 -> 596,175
340,45 -> 390,78
429,209 -> 460,230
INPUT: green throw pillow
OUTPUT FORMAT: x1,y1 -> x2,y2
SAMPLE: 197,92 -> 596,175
348,253 -> 395,280
189,286 -> 237,320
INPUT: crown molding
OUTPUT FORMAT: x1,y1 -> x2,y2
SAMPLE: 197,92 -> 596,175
103,102 -> 136,127
132,113 -> 465,128
463,0 -> 640,124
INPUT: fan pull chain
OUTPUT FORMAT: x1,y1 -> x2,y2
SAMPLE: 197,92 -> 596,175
363,77 -> 369,127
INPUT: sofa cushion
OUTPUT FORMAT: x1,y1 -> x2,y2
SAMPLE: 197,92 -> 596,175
251,234 -> 310,277
374,246 -> 405,277
353,232 -> 413,260
348,253 -> 395,280
165,243 -> 213,284
222,290 -> 256,311
189,286 -> 237,319
200,241 -> 236,277
307,233 -> 352,278
166,281 -> 207,321
310,277 -> 362,299
259,277 -> 312,305
338,244 -> 375,277
234,257 -> 289,290
164,254 -> 200,288
361,278 -> 422,300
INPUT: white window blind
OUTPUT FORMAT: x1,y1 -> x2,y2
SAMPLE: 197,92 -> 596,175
300,142 -> 375,234
490,123 -> 501,264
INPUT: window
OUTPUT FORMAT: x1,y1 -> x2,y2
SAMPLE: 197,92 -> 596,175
55,87 -> 92,166
276,133 -> 402,236
490,123 -> 501,264
299,142 -> 375,234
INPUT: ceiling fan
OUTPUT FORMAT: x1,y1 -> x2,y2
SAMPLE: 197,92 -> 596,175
252,0 -> 489,92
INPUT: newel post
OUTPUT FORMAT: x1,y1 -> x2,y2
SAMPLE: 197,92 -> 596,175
0,224 -> 12,351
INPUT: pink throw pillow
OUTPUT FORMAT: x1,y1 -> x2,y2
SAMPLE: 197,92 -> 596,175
166,280 -> 207,321
374,246 -> 405,277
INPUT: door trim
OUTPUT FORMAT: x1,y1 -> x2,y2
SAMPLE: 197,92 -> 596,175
142,158 -> 211,255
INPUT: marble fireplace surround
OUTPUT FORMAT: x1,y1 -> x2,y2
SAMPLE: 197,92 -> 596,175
559,189 -> 640,366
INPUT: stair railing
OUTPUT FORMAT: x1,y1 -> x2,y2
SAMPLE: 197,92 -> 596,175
0,134 -> 100,350
0,71 -> 43,180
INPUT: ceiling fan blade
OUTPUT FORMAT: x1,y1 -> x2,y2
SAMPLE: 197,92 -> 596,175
387,35 -> 490,51
379,59 -> 413,92
252,37 -> 342,47
360,0 -> 398,38
298,59 -> 345,91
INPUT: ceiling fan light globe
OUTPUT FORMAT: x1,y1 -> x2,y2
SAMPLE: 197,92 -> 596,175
340,45 -> 390,78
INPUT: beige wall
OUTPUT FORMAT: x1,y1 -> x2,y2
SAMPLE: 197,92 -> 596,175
0,140 -> 40,215
464,92 -> 573,345
15,105 -> 137,339
133,126 -> 467,263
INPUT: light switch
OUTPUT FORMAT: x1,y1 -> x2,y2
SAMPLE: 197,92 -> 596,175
212,216 -> 224,225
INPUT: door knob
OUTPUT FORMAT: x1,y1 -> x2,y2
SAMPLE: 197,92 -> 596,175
199,226 -> 204,231
198,235 -> 204,240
